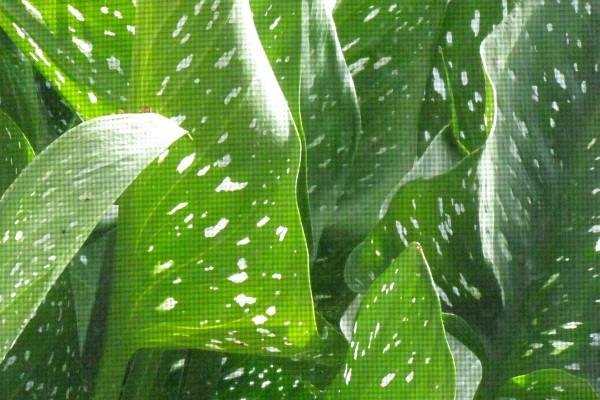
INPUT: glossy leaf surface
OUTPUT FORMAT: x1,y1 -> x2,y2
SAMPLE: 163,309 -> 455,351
345,149 -> 502,329
330,0 -> 448,241
0,29 -> 48,151
418,0 -> 507,154
0,113 -> 187,363
328,244 -> 455,399
0,0 -> 135,118
300,0 -> 361,244
95,0 -> 318,397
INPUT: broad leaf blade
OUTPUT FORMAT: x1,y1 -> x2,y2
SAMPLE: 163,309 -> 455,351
345,150 -> 502,329
95,1 -> 318,397
478,0 -> 599,391
0,113 -> 188,363
0,28 -> 48,151
328,243 -> 455,399
0,272 -> 88,398
121,349 -> 326,399
418,0 -> 507,154
300,0 -> 361,244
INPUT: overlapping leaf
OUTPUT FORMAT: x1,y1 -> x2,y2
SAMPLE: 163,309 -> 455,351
0,272 -> 88,398
119,348 -> 328,399
417,0 -> 508,155
498,369 -> 600,400
299,0 -> 361,244
0,113 -> 188,363
478,0 -> 599,391
0,29 -> 48,151
328,244 -> 455,399
345,147 -> 502,329
0,0 -> 135,118
329,0 -> 448,242
95,0 -> 318,397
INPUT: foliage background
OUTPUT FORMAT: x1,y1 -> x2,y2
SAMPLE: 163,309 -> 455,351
0,0 -> 598,399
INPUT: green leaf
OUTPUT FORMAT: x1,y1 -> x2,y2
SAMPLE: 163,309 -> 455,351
328,243 -> 455,399
249,0 -> 315,251
250,0 -> 302,123
330,0 -> 448,242
477,0 -> 599,390
0,271 -> 88,398
0,28 -> 48,151
69,228 -> 116,354
0,0 -> 136,118
94,1 -> 318,397
442,313 -> 488,366
0,108 -> 34,194
0,113 -> 188,364
300,0 -> 361,243
498,369 -> 600,400
121,349 -> 326,399
418,0 -> 507,155
345,148 -> 502,329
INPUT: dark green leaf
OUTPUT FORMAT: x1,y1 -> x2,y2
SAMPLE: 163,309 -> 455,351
477,0 -> 599,390
300,0 -> 361,244
330,0 -> 448,242
498,369 -> 600,400
418,0 -> 508,155
0,272 -> 88,398
345,149 -> 502,329
0,28 -> 48,151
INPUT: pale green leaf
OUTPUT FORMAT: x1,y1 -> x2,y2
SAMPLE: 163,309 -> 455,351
0,113 -> 188,364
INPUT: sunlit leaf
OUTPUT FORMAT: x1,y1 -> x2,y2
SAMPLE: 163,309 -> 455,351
95,1 -> 318,397
0,113 -> 188,364
345,148 -> 502,328
249,0 -> 314,250
0,28 -> 48,151
0,0 -> 136,118
328,243 -> 455,399
417,0 -> 508,154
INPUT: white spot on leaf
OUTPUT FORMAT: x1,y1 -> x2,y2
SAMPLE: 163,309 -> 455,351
204,218 -> 229,237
